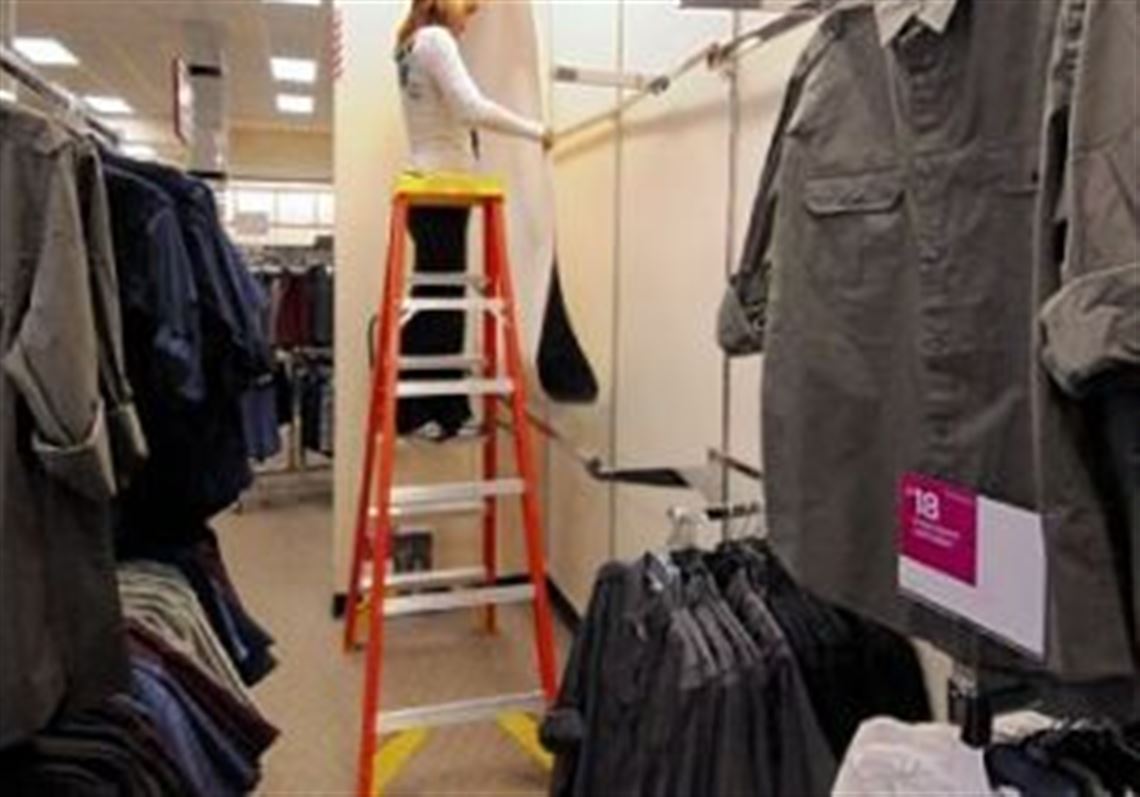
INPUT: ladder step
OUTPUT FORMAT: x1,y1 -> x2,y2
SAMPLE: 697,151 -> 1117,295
399,355 -> 484,372
401,298 -> 503,315
372,500 -> 485,521
384,583 -> 534,617
383,500 -> 485,520
408,274 -> 487,289
396,378 -> 513,398
387,567 -> 488,590
378,691 -> 546,733
392,479 -> 525,510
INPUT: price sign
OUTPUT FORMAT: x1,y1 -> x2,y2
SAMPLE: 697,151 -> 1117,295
899,473 -> 1047,658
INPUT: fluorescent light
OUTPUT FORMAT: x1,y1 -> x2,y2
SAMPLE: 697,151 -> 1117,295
263,0 -> 322,6
0,89 -> 15,103
122,144 -> 157,160
271,57 -> 317,84
84,95 -> 134,115
14,37 -> 79,66
276,93 -> 314,114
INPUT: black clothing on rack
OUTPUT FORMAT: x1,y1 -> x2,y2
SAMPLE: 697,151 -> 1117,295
103,153 -> 268,536
714,539 -> 932,757
987,724 -> 1140,796
544,538 -> 933,796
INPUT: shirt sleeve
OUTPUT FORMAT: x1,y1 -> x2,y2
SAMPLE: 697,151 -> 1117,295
718,26 -> 828,357
1039,0 -> 1140,395
75,144 -> 149,485
2,143 -> 117,502
416,26 -> 545,141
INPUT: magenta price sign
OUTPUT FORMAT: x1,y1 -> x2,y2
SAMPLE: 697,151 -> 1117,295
899,473 -> 978,586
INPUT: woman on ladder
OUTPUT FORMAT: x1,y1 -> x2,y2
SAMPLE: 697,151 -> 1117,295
395,0 -> 553,440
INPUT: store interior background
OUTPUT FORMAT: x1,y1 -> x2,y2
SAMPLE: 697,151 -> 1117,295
2,0 -> 960,789
336,0 -> 954,715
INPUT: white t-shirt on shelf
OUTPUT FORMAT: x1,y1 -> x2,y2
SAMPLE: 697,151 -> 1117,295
397,25 -> 544,173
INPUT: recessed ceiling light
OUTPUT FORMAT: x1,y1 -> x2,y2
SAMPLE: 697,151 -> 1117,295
84,95 -> 134,115
14,37 -> 79,66
263,0 -> 322,6
276,93 -> 314,115
271,57 -> 317,84
123,143 -> 157,160
0,89 -> 15,103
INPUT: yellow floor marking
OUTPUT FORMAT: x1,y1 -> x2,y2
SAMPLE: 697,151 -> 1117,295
373,729 -> 431,795
497,712 -> 554,771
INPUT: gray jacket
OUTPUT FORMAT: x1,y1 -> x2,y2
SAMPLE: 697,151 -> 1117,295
1,102 -> 146,746
719,0 -> 1137,678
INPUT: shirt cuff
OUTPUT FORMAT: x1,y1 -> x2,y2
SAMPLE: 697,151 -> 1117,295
32,401 -> 117,503
107,401 -> 149,489
539,707 -> 585,754
718,270 -> 768,356
1040,262 -> 1140,396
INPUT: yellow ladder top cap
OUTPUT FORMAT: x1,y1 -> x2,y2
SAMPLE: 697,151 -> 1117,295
394,170 -> 506,203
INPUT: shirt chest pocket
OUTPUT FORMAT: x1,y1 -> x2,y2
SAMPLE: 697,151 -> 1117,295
801,171 -> 906,295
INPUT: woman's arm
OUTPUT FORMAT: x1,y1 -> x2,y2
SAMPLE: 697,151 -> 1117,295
416,26 -> 545,141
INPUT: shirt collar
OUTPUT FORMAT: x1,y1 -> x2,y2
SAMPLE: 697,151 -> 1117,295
874,0 -> 960,46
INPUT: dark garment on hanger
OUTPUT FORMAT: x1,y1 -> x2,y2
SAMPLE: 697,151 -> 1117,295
241,375 -> 281,463
545,555 -> 838,796
987,744 -> 1085,797
103,155 -> 264,532
719,540 -> 931,757
105,155 -> 268,382
1034,0 -> 1140,660
397,205 -> 474,436
301,363 -> 335,455
719,0 -> 1136,679
275,272 -> 313,347
273,358 -> 294,424
309,266 -> 334,346
724,571 -> 837,795
103,165 -> 206,404
1,104 -> 141,748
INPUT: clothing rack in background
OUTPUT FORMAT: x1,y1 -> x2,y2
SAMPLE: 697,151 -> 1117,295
0,42 -> 122,146
552,0 -> 835,141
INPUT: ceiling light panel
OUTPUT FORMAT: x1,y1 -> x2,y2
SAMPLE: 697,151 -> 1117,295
0,89 -> 15,103
14,37 -> 79,66
271,57 -> 317,84
276,93 -> 314,114
84,95 -> 134,115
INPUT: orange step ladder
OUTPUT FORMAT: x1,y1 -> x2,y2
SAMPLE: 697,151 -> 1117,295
342,172 -> 559,797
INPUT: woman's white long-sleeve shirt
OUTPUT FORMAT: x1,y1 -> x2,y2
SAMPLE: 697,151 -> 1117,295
398,25 -> 544,172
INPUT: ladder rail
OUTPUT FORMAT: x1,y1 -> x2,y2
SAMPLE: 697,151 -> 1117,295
354,197 -> 410,797
485,198 -> 560,701
482,209 -> 502,635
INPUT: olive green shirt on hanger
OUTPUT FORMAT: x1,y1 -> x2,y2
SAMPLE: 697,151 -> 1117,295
720,0 -> 1138,678
1,102 -> 146,746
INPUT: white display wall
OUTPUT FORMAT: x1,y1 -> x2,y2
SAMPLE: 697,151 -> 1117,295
332,0 -> 819,610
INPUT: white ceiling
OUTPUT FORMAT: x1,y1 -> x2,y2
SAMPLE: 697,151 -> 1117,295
10,0 -> 332,154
